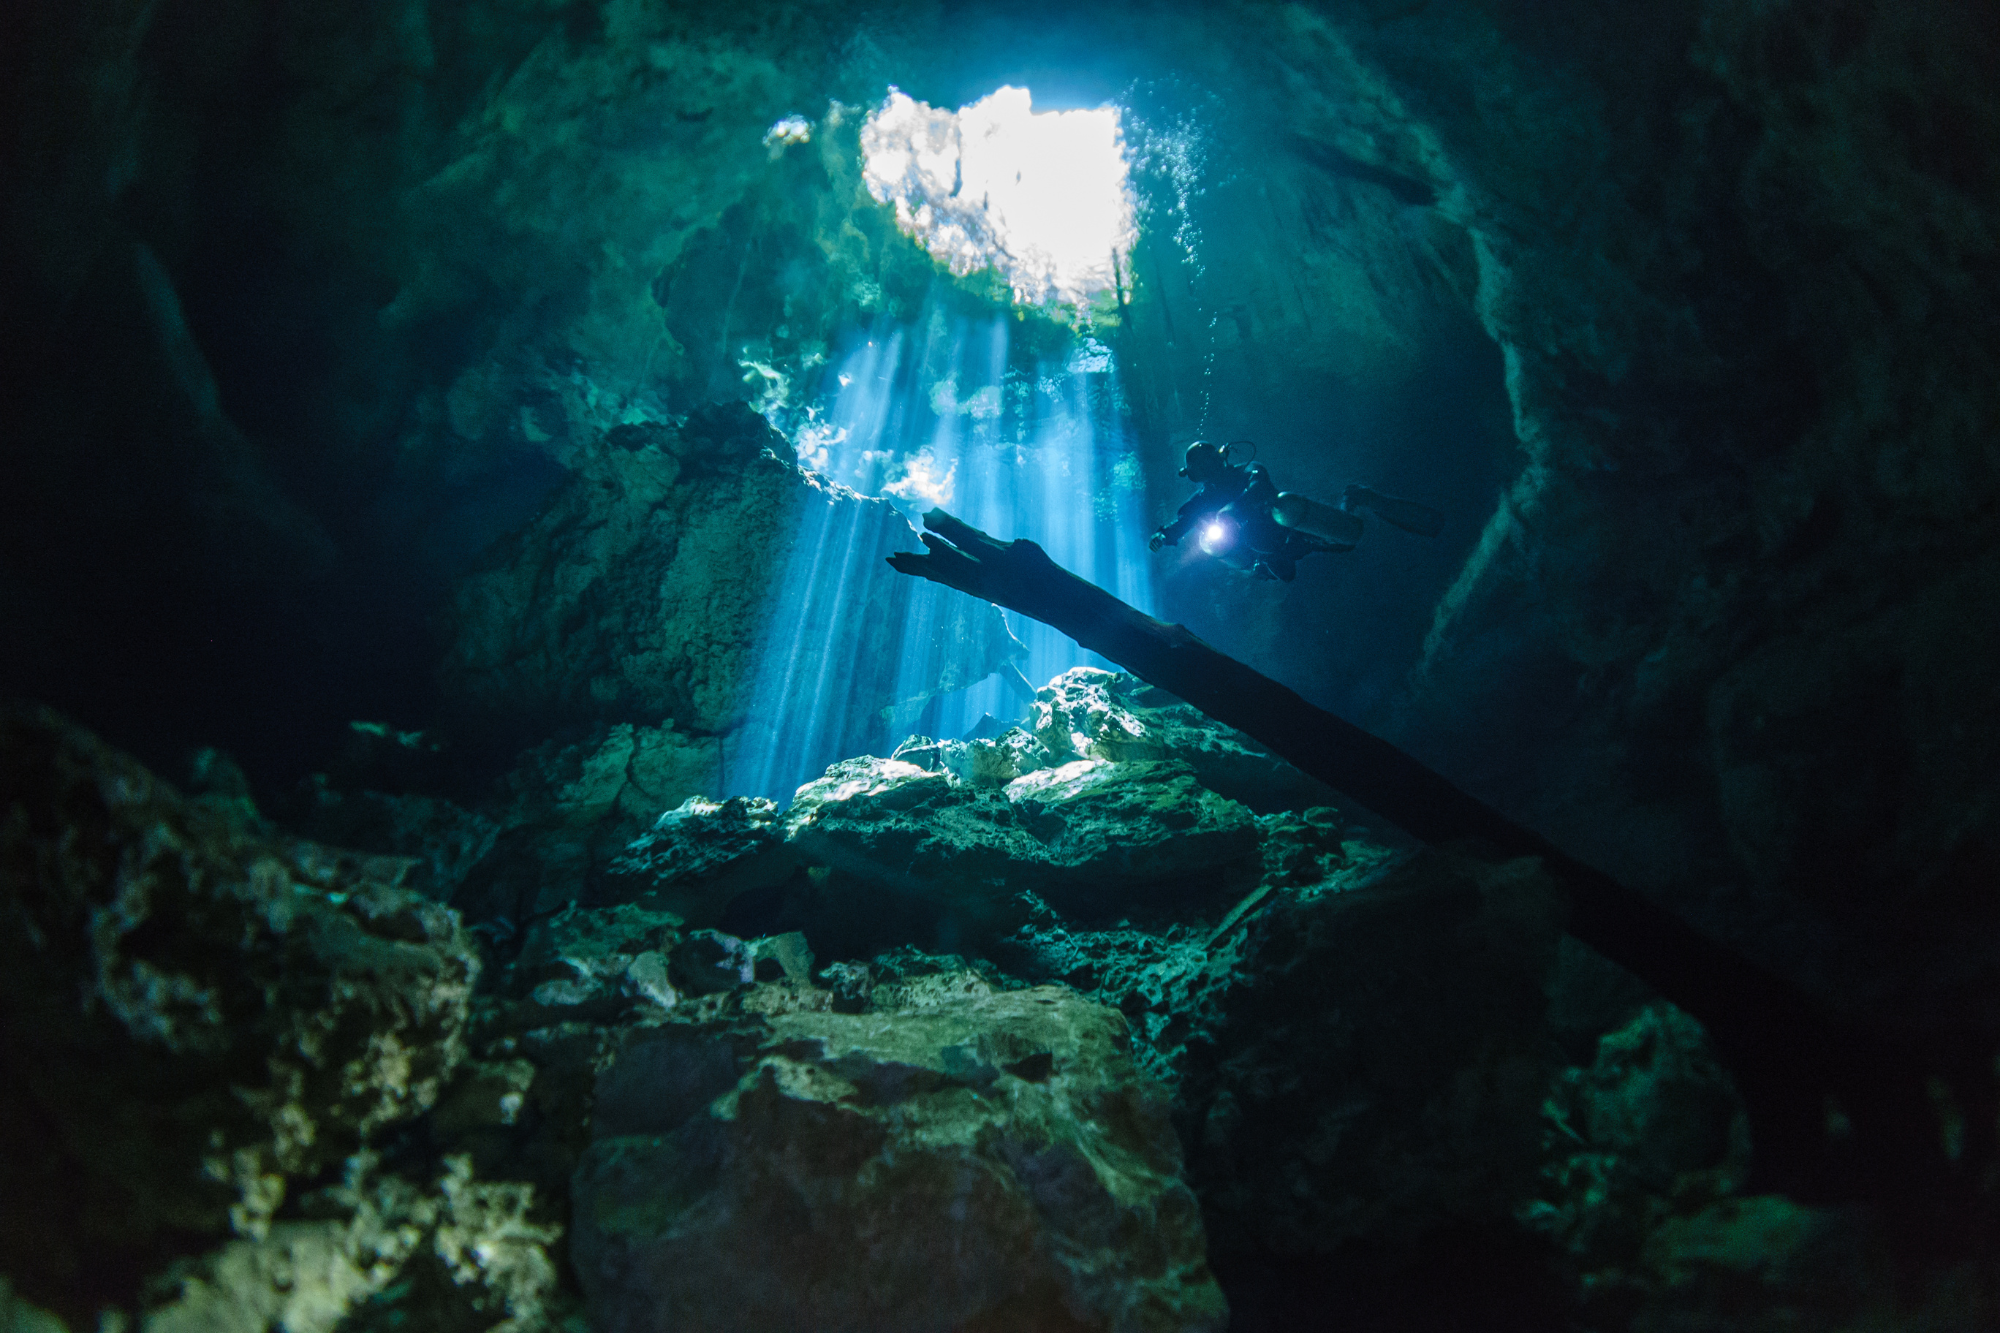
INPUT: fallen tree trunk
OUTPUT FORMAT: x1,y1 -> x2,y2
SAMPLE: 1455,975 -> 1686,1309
889,508 -> 1990,1242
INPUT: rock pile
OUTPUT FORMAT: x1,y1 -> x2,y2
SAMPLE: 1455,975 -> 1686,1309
1,671 -> 1932,1330
0,704 -> 561,1331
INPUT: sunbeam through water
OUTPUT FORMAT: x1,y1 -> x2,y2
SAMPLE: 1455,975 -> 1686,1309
733,299 -> 1155,802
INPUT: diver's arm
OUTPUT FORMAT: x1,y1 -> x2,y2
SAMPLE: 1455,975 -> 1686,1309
1149,494 -> 1210,550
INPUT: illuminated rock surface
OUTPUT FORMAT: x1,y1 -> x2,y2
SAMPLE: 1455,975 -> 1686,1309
0,706 -> 560,1331
776,672 -> 1283,955
571,976 -> 1228,1333
607,795 -> 797,922
438,402 -> 1015,742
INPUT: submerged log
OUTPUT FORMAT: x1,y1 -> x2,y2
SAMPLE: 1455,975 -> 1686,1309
888,507 -> 1990,1242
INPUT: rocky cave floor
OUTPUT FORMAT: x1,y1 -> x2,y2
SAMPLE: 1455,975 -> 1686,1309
4,669 -> 1989,1333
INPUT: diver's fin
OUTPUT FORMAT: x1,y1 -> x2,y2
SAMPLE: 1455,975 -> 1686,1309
1347,486 -> 1444,538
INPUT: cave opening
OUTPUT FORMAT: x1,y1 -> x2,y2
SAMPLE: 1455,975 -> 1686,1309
860,84 -> 1138,307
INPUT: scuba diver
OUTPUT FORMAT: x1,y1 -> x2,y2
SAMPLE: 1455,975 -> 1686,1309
1147,440 -> 1445,582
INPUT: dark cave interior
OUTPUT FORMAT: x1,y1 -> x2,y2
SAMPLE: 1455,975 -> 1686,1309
3,0 -> 1998,1328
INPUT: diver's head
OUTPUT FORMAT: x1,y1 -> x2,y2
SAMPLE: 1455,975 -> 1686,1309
1180,440 -> 1229,483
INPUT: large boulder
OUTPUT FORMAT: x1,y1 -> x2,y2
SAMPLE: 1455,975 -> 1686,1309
1516,1003 -> 1915,1330
1009,848 -> 1565,1259
767,669 -> 1373,957
448,721 -> 744,926
603,794 -> 797,923
782,744 -> 1262,956
570,973 -> 1229,1333
1023,669 -> 1353,818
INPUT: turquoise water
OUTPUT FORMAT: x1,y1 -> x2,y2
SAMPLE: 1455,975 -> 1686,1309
734,297 -> 1155,801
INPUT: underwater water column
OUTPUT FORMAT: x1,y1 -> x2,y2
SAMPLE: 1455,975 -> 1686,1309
722,315 -> 1011,802
727,473 -> 887,803
730,296 -> 1154,805
726,464 -> 1016,803
796,299 -> 1157,753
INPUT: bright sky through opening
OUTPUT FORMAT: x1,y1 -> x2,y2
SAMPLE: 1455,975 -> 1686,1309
862,86 -> 1137,306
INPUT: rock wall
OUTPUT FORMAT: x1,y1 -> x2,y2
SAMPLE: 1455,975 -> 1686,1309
1242,0 -> 2000,1019
439,402 -> 1015,740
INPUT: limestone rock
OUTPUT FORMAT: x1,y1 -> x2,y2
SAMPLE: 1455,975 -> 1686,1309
570,978 -> 1228,1332
1004,758 -> 1260,901
139,1156 -> 561,1333
458,906 -> 795,1248
436,404 -> 1018,748
1519,1003 -> 1761,1317
747,930 -> 814,984
0,705 -> 484,1321
605,794 -> 797,923
1636,1196 -> 1890,1332
1009,848 -> 1564,1257
1571,1005 -> 1747,1194
890,727 -> 1058,789
666,928 -> 754,996
1029,668 -> 1351,816
782,747 -> 1262,953
822,959 -> 873,1014
436,405 -> 782,732
1515,998 -> 1902,1330
501,901 -> 688,1027
1255,807 -> 1350,888
505,722 -> 723,842
0,1279 -> 65,1333
449,720 -> 727,925
1188,851 -> 1563,1254
783,755 -> 1050,943
287,781 -> 501,904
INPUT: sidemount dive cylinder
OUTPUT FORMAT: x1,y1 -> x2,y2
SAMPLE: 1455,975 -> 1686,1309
1344,486 -> 1445,538
1271,492 -> 1365,547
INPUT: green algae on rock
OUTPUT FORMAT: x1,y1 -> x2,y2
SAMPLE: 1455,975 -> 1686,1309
0,706 -> 560,1330
141,1155 -> 561,1333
